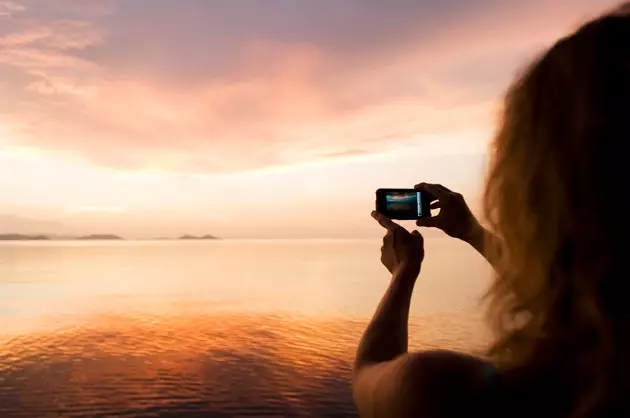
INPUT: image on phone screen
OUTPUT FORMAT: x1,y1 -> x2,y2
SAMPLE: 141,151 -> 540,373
385,191 -> 422,217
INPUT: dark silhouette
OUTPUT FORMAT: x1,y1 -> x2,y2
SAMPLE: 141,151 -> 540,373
354,4 -> 630,418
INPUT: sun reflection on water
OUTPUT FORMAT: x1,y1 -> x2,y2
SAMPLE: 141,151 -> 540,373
0,313 -> 488,417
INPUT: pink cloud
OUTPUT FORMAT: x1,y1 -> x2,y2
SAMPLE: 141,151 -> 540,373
0,0 -> 623,173
25,78 -> 56,95
0,1 -> 25,17
0,19 -> 103,49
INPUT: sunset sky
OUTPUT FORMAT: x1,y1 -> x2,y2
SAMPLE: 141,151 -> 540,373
0,0 -> 620,238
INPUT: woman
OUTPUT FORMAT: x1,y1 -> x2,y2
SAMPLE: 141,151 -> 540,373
353,5 -> 630,418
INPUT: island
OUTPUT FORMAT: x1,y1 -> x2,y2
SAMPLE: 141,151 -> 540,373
76,234 -> 124,240
0,234 -> 49,241
178,234 -> 219,240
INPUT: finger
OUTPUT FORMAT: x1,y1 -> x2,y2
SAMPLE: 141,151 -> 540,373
433,184 -> 454,194
420,183 -> 451,195
416,217 -> 438,228
411,230 -> 424,245
430,201 -> 441,209
371,211 -> 399,231
414,183 -> 450,199
411,230 -> 424,239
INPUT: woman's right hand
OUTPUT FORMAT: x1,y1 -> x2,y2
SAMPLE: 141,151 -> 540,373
414,183 -> 483,244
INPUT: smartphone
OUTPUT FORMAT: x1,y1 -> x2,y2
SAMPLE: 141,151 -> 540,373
375,188 -> 433,220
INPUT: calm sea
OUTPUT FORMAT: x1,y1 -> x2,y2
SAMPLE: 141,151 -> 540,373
0,238 -> 493,417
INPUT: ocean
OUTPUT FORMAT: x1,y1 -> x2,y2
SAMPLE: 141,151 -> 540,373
0,238 -> 493,417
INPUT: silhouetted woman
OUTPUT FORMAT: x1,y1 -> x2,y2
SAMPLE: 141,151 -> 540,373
353,4 -> 630,418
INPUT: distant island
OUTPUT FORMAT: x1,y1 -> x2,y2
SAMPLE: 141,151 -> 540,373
179,234 -> 219,240
0,234 -> 49,241
77,234 -> 124,240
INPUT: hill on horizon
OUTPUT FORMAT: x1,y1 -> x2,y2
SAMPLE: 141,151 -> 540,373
179,234 -> 219,240
76,234 -> 124,240
0,234 -> 49,241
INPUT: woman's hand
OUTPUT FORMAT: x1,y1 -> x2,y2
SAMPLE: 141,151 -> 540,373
371,211 -> 424,277
414,183 -> 483,244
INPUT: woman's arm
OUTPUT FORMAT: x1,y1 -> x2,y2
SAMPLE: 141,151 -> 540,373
352,268 -> 419,418
463,222 -> 501,271
353,212 -> 492,417
354,267 -> 417,372
352,213 -> 424,417
413,183 -> 502,271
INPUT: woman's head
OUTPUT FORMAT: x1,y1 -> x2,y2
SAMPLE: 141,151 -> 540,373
483,4 -> 630,416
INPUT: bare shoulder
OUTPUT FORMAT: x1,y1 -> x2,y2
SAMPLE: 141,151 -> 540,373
403,349 -> 490,382
353,350 -> 491,418
398,350 -> 492,417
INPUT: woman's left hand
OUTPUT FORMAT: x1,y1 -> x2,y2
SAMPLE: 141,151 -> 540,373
371,211 -> 425,277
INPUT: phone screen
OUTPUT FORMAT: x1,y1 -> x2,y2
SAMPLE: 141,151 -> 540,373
385,190 -> 422,217
377,189 -> 426,220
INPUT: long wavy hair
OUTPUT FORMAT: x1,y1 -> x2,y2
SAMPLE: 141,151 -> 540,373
483,4 -> 630,417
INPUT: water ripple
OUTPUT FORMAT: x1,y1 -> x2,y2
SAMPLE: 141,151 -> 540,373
0,313 -> 487,417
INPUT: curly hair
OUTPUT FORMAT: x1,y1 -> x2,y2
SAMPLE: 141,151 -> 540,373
483,4 -> 630,417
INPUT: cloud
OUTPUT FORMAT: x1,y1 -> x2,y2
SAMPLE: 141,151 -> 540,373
0,19 -> 103,49
0,1 -> 25,17
0,0 -> 622,173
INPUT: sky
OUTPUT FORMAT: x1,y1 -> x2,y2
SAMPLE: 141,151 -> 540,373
0,0 -> 621,238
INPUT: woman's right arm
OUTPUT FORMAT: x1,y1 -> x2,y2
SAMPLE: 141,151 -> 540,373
414,183 -> 501,271
461,222 -> 501,271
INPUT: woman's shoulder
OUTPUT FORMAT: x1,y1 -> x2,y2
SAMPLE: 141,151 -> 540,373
396,350 -> 497,417
404,349 -> 492,373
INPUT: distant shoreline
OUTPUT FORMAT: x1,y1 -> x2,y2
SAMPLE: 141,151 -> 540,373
0,234 -> 220,241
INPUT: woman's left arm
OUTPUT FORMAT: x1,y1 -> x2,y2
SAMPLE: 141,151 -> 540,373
353,267 -> 418,371
352,212 -> 424,417
352,268 -> 420,418
353,211 -> 494,418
